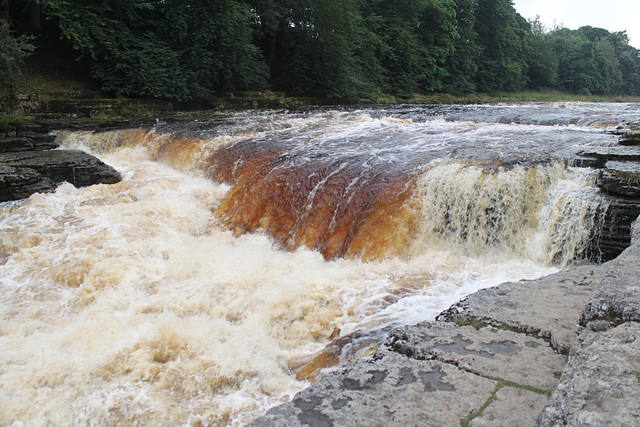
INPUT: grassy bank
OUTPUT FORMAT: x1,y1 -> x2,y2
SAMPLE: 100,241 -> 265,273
6,68 -> 640,123
401,89 -> 640,104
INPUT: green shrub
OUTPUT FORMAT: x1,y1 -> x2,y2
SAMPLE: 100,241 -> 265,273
0,22 -> 35,114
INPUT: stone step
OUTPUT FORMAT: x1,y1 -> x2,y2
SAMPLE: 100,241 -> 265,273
387,322 -> 566,391
577,146 -> 640,163
605,160 -> 640,174
597,161 -> 640,198
0,135 -> 59,153
619,130 -> 640,146
538,323 -> 640,425
437,266 -> 603,354
0,149 -> 122,202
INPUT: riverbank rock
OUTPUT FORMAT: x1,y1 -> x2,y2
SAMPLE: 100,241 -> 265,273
387,322 -> 566,390
437,266 -> 602,355
580,231 -> 640,327
0,150 -> 122,202
0,123 -> 123,202
572,126 -> 640,263
252,348 -> 498,427
0,135 -> 58,152
250,269 -> 594,426
537,323 -> 640,425
0,164 -> 57,201
251,220 -> 640,426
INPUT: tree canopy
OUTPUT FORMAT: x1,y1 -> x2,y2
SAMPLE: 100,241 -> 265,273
0,20 -> 34,113
9,0 -> 640,101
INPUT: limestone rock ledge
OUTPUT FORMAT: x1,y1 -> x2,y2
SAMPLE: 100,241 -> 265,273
251,219 -> 640,427
537,323 -> 640,426
0,132 -> 121,203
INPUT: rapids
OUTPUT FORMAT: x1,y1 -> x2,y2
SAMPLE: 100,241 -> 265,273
1,102 -> 639,425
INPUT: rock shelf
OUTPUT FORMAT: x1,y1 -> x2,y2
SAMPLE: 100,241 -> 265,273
0,120 -> 133,202
251,220 -> 640,426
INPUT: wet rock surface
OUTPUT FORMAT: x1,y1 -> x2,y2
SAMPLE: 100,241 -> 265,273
251,221 -> 640,426
387,322 -> 566,390
575,125 -> 640,262
0,121 -> 125,202
0,149 -> 122,202
0,164 -> 57,201
252,349 -> 497,427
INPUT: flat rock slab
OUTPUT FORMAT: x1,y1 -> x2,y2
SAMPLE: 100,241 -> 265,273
0,149 -> 121,202
469,386 -> 549,427
580,243 -> 640,326
0,135 -> 59,153
437,266 -> 602,354
387,322 -> 565,390
605,160 -> 640,174
578,145 -> 640,162
537,322 -> 640,426
251,349 -> 497,427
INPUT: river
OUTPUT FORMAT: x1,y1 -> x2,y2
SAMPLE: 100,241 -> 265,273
1,102 -> 639,425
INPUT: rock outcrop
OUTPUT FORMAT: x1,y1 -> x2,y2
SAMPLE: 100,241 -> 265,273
0,123 -> 122,202
576,126 -> 640,262
0,150 -> 122,202
537,323 -> 640,426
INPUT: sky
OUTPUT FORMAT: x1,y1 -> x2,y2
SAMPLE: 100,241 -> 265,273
512,0 -> 640,48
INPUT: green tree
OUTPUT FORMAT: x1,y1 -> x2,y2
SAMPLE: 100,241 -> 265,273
549,29 -> 599,94
38,0 -> 267,100
546,26 -> 640,96
0,21 -> 35,113
444,0 -> 480,92
525,34 -> 558,88
304,0 -> 376,99
474,0 -> 529,92
608,31 -> 640,96
253,0 -> 377,99
618,50 -> 640,95
360,0 -> 457,97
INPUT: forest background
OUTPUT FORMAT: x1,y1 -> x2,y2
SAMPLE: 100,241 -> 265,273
2,0 -> 640,114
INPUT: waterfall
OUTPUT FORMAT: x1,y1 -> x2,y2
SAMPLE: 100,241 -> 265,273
54,111 -> 609,266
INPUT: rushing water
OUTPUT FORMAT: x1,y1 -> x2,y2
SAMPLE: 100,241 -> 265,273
1,103 -> 639,425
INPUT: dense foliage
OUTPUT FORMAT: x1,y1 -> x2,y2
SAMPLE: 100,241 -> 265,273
16,0 -> 640,100
0,20 -> 34,113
